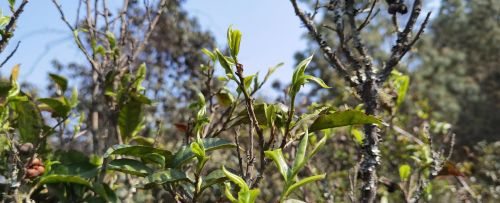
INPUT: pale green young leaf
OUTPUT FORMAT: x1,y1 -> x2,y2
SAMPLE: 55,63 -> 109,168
264,149 -> 289,182
190,142 -> 206,159
215,49 -> 233,75
222,166 -> 248,191
395,75 -> 410,107
224,182 -> 238,203
307,134 -> 328,159
291,128 -> 308,179
228,28 -> 242,58
292,55 -> 313,85
201,48 -> 216,61
399,164 -> 412,181
105,31 -> 116,49
304,75 -> 331,88
283,174 -> 326,199
309,110 -> 381,131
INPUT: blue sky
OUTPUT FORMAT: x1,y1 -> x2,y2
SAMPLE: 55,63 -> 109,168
0,0 -> 440,95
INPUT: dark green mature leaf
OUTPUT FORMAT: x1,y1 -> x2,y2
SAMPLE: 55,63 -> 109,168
145,168 -> 189,186
49,73 -> 68,92
38,98 -> 71,117
107,158 -> 152,177
51,150 -> 100,178
309,110 -> 381,131
169,138 -> 235,168
201,169 -> 227,191
104,144 -> 172,159
283,174 -> 326,199
118,95 -> 145,139
202,138 -> 236,151
37,175 -> 91,187
0,80 -> 12,98
8,0 -> 15,9
264,149 -> 289,182
141,153 -> 166,167
11,100 -> 43,143
92,183 -> 118,203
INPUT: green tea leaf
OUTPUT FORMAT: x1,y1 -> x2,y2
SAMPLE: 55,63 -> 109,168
104,144 -> 172,159
191,141 -> 206,158
11,100 -> 43,143
238,189 -> 260,203
107,158 -> 152,177
37,175 -> 91,188
283,174 -> 326,199
309,110 -> 381,131
215,90 -> 234,107
399,164 -> 411,181
169,138 -> 235,168
222,166 -> 248,191
201,48 -> 216,61
145,168 -> 189,186
395,75 -> 410,107
106,31 -> 116,49
38,97 -> 71,117
201,169 -> 227,191
225,182 -> 238,203
291,130 -> 308,179
227,27 -> 242,58
215,49 -> 233,75
304,75 -> 330,88
48,73 -> 68,92
308,134 -> 328,159
264,149 -> 289,182
118,95 -> 145,139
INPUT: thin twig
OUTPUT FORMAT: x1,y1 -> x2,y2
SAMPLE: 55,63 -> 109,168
0,41 -> 20,68
0,0 -> 29,53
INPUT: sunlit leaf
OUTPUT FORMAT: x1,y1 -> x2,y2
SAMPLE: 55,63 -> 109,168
291,130 -> 308,179
169,138 -> 235,168
264,149 -> 289,182
399,164 -> 411,181
283,174 -> 326,199
222,166 -> 248,191
309,110 -> 381,131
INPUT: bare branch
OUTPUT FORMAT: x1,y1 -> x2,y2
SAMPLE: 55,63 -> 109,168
0,41 -> 20,68
377,0 -> 429,84
51,0 -> 102,77
357,0 -> 379,32
290,0 -> 358,88
0,0 -> 29,53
